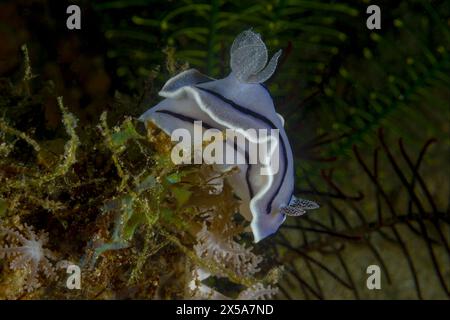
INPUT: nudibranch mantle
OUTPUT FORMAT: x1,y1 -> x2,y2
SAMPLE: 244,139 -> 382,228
139,30 -> 317,242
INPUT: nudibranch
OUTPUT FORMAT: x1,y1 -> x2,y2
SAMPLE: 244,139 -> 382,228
139,30 -> 318,242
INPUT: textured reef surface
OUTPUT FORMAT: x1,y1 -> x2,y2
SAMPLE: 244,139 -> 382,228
0,48 -> 281,299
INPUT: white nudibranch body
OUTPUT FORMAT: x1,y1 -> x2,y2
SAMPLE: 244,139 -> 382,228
139,29 -> 318,242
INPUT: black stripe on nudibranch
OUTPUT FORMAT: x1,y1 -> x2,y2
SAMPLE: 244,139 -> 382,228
195,86 -> 290,214
155,109 -> 254,199
156,110 -> 214,129
233,138 -> 254,198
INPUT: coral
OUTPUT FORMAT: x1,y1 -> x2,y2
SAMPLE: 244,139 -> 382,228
194,223 -> 262,278
0,224 -> 57,292
188,267 -> 278,300
187,204 -> 279,300
237,283 -> 278,300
